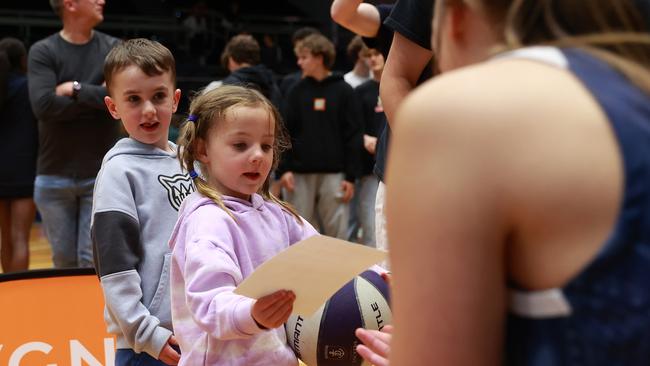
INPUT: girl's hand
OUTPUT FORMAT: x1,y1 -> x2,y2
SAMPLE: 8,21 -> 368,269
251,290 -> 296,329
355,325 -> 393,366
158,335 -> 181,365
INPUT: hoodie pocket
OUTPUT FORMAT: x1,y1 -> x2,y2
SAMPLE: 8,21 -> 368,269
147,252 -> 171,320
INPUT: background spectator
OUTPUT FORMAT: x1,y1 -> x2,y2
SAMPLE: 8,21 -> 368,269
279,34 -> 363,239
0,37 -> 37,272
205,34 -> 282,108
27,0 -> 120,268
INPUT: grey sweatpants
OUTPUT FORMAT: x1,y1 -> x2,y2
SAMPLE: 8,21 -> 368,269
283,173 -> 349,239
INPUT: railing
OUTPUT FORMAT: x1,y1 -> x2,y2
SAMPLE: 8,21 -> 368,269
0,9 -> 186,45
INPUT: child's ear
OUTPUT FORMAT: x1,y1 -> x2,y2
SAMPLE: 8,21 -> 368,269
172,89 -> 181,113
195,137 -> 209,164
104,96 -> 120,120
316,54 -> 324,66
63,0 -> 76,12
449,2 -> 469,42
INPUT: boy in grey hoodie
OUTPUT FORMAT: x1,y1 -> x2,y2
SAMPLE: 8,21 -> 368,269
91,38 -> 194,366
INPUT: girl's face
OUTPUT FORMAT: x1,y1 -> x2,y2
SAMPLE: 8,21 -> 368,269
197,105 -> 275,201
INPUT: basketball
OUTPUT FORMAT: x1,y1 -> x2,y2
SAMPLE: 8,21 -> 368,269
285,270 -> 391,366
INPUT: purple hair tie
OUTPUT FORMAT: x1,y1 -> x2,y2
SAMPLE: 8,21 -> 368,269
188,114 -> 198,123
189,170 -> 199,179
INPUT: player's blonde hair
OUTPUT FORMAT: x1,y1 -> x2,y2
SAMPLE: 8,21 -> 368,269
442,0 -> 650,93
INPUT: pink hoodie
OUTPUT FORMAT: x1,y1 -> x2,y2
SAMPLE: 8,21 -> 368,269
169,191 -> 318,365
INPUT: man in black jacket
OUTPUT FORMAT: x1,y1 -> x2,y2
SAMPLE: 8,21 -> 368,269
278,34 -> 363,239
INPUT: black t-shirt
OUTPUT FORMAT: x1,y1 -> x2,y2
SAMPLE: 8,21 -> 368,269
384,0 -> 433,50
374,0 -> 435,182
355,79 -> 386,176
362,4 -> 394,59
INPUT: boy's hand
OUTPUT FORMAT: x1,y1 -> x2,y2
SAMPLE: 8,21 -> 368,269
355,325 -> 393,366
363,134 -> 377,155
340,180 -> 354,203
158,335 -> 181,365
251,290 -> 296,329
280,172 -> 295,192
55,81 -> 74,97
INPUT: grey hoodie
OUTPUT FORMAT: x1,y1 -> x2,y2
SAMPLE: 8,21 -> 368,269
91,137 -> 194,357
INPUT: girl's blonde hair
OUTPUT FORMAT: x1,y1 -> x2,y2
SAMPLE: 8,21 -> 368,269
177,85 -> 302,222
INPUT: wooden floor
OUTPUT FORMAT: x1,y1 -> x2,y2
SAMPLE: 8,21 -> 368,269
28,222 -> 53,269
0,222 -> 53,273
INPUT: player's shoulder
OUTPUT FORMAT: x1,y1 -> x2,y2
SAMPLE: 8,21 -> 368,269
401,58 -> 578,135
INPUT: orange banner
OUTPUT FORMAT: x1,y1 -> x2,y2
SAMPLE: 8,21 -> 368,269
0,269 -> 115,366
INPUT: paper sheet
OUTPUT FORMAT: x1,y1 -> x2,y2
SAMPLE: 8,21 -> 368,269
234,235 -> 387,315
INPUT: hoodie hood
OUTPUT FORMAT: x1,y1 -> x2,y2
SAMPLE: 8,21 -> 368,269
303,71 -> 344,85
222,64 -> 282,107
103,137 -> 177,164
226,65 -> 275,90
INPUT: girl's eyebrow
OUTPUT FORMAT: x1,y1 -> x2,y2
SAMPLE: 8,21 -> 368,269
230,131 -> 274,138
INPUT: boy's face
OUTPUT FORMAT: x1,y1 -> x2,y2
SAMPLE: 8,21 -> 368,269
104,65 -> 181,151
295,48 -> 324,78
368,49 -> 385,72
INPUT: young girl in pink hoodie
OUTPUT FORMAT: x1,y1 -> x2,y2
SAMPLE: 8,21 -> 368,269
169,85 -> 318,365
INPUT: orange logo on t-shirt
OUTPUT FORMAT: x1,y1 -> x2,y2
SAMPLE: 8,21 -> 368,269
313,98 -> 326,111
375,95 -> 384,113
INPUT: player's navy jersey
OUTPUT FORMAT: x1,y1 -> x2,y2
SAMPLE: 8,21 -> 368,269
503,47 -> 650,365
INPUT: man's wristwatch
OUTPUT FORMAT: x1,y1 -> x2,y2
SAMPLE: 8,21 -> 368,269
71,81 -> 81,100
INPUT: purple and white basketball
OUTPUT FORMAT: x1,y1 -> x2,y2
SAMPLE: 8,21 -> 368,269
285,270 -> 391,366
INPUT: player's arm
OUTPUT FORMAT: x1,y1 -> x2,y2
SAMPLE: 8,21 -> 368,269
379,32 -> 432,126
385,74 -> 509,365
331,0 -> 381,37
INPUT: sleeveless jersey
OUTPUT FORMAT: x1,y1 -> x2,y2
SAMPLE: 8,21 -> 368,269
501,47 -> 650,366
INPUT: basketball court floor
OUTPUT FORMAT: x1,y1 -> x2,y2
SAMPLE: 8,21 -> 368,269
0,222 -> 51,274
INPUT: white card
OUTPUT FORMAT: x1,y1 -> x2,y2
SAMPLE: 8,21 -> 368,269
234,235 -> 387,315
